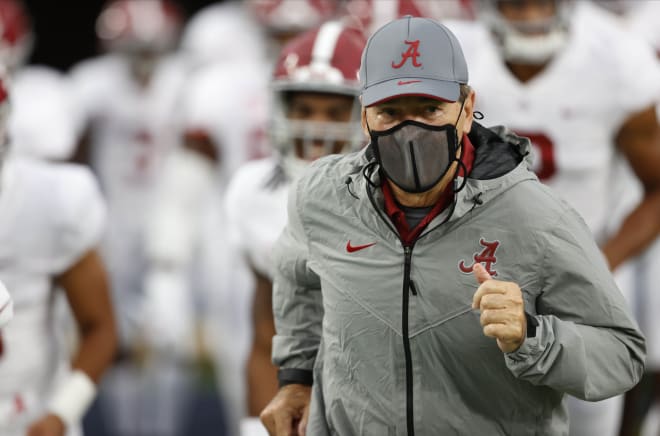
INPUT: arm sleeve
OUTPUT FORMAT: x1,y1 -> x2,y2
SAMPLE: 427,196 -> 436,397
505,210 -> 646,401
271,179 -> 323,373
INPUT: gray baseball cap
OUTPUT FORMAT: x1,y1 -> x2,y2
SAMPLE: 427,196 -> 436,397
359,16 -> 468,107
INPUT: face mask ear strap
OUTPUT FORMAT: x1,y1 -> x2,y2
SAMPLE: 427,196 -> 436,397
454,97 -> 467,149
453,159 -> 469,193
364,108 -> 373,136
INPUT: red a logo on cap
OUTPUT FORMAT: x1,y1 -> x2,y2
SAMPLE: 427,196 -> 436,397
391,40 -> 423,69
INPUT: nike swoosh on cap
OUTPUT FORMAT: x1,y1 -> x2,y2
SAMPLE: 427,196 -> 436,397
397,80 -> 422,86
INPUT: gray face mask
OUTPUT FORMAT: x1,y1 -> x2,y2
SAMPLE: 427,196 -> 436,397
370,120 -> 460,193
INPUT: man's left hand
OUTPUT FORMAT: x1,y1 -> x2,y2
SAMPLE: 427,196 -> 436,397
471,263 -> 526,353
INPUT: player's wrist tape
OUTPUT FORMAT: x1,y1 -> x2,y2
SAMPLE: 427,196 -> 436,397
47,370 -> 97,428
278,368 -> 313,388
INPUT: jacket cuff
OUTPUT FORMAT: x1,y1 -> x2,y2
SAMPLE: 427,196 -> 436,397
278,368 -> 313,388
504,314 -> 549,371
525,311 -> 539,338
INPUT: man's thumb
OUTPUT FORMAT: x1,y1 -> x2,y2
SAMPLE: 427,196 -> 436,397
473,263 -> 492,284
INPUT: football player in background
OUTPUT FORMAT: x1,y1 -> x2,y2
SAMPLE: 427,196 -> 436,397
142,2 -> 343,434
608,3 -> 660,435
69,2 -> 190,435
0,67 -> 117,436
446,1 -> 660,435
0,0 -> 82,162
221,21 -> 365,435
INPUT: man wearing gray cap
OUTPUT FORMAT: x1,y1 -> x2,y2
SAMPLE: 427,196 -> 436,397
260,16 -> 645,436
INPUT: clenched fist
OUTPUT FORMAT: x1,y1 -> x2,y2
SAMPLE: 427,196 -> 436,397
471,263 -> 527,353
260,383 -> 312,436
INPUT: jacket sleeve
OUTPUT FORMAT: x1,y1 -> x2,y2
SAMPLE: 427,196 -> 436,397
504,210 -> 646,401
271,178 -> 323,376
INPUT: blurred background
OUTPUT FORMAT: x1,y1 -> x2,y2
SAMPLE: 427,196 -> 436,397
24,0 -> 218,71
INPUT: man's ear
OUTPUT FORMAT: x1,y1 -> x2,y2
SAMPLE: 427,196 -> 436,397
461,89 -> 476,135
361,107 -> 370,138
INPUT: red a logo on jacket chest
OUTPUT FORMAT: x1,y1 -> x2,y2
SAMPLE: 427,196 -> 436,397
459,238 -> 500,277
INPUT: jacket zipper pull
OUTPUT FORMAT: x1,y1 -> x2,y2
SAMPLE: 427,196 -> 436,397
409,279 -> 418,296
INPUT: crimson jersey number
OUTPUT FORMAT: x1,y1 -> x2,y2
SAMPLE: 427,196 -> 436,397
514,131 -> 557,180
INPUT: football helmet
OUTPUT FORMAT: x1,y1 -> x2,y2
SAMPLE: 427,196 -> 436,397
96,0 -> 183,54
342,0 -> 472,36
270,21 -> 365,179
0,0 -> 33,71
246,0 -> 340,38
476,0 -> 573,65
180,2 -> 266,69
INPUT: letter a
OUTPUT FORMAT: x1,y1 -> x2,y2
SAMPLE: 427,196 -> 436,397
391,40 -> 423,69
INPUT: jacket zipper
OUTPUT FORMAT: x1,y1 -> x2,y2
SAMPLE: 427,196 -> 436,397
403,244 -> 415,436
365,181 -> 447,436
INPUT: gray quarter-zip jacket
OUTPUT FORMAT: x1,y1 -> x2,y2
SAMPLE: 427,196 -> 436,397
271,123 -> 645,436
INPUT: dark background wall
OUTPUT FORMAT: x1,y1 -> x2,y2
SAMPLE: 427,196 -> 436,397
23,0 -> 221,71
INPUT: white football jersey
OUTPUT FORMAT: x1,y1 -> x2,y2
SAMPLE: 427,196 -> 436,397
70,54 -> 180,206
224,158 -> 289,280
622,1 -> 660,54
448,2 -> 660,242
0,156 -> 105,434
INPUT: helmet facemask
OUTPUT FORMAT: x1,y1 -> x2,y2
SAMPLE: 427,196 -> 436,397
271,89 -> 363,180
479,0 -> 572,65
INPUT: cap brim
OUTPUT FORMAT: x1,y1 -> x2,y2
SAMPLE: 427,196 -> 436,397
361,78 -> 460,107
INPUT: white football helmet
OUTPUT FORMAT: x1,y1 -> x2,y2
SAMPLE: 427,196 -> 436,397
477,0 -> 573,65
96,0 -> 183,54
342,0 -> 473,36
246,0 -> 340,38
270,21 -> 365,179
179,2 -> 266,69
0,0 -> 33,72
